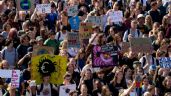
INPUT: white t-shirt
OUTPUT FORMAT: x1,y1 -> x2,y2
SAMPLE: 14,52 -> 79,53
55,31 -> 67,41
37,84 -> 54,96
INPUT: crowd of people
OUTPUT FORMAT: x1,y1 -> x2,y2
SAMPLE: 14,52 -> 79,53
0,0 -> 171,96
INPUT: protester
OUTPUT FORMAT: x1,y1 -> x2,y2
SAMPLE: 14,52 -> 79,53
0,0 -> 170,96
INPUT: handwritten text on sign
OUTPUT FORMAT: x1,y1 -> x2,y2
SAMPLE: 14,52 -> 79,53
11,70 -> 20,88
108,11 -> 123,23
159,57 -> 171,68
79,22 -> 93,40
0,70 -> 20,88
67,5 -> 78,16
36,4 -> 51,13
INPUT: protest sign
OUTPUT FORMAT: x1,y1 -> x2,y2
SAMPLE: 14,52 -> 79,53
130,38 -> 152,53
108,11 -> 123,23
0,70 -> 12,78
121,42 -> 130,53
0,70 -> 20,88
31,54 -> 67,84
68,32 -> 80,48
59,84 -> 76,96
68,16 -> 80,30
67,5 -> 78,16
36,4 -> 51,13
79,22 -> 93,40
11,70 -> 20,88
159,57 -> 171,68
86,16 -> 103,26
17,0 -> 35,11
33,45 -> 54,57
92,43 -> 118,67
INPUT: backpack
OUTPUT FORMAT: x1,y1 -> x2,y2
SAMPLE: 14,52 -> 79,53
37,83 -> 57,96
126,29 -> 140,42
57,32 -> 61,41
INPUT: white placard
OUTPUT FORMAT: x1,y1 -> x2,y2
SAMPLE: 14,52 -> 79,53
59,84 -> 76,96
36,4 -> 51,13
0,69 -> 12,78
108,11 -> 123,23
67,5 -> 78,16
86,16 -> 103,26
11,70 -> 20,88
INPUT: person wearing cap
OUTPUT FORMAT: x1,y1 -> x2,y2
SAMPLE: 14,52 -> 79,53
137,14 -> 149,35
36,36 -> 44,46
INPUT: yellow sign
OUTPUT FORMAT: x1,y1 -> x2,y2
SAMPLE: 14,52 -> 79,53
31,54 -> 67,84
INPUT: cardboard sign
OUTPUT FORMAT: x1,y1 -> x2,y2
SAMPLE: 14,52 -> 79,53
159,57 -> 171,68
68,16 -> 80,30
0,70 -> 20,88
130,38 -> 152,53
86,16 -> 103,26
33,46 -> 54,57
0,70 -> 12,78
67,5 -> 78,16
79,22 -> 93,40
92,44 -> 118,67
108,11 -> 123,23
121,42 -> 130,53
68,32 -> 80,48
36,4 -> 51,13
59,84 -> 76,96
11,70 -> 20,88
31,54 -> 67,84
17,0 -> 35,11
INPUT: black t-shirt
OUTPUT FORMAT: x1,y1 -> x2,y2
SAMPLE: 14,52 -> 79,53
120,56 -> 138,69
148,10 -> 161,23
109,82 -> 127,96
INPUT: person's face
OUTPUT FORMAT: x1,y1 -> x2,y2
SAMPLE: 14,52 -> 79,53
72,93 -> 78,96
131,21 -> 137,29
43,76 -> 50,83
138,18 -> 145,24
126,69 -> 132,76
6,24 -> 11,31
2,62 -> 8,69
143,78 -> 149,85
117,71 -> 123,80
166,78 -> 171,87
109,28 -> 115,35
97,73 -> 104,79
157,33 -> 163,40
0,37 -> 4,43
137,69 -> 144,75
65,75 -> 71,81
113,3 -> 119,10
68,64 -> 74,71
81,85 -> 87,94
145,16 -> 151,23
85,70 -> 91,78
23,37 -> 29,44
8,42 -> 13,48
37,40 -> 43,45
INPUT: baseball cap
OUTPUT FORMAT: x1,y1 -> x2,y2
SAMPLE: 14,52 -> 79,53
137,14 -> 145,19
36,36 -> 43,41
29,80 -> 36,87
149,65 -> 156,70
